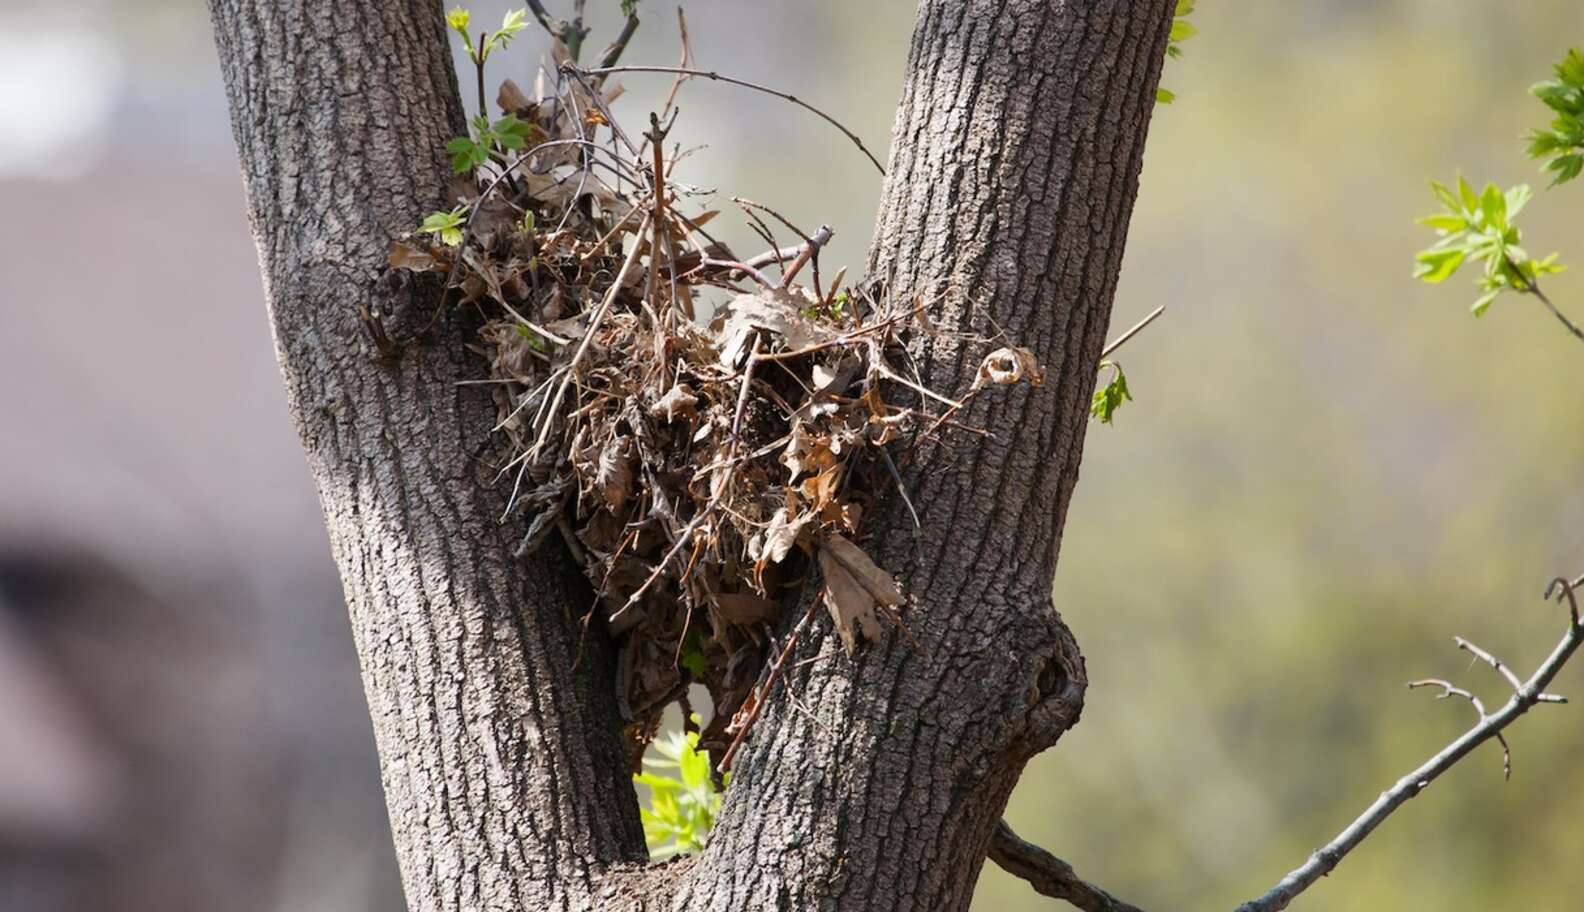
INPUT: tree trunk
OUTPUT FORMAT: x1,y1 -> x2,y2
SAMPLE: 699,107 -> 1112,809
208,0 -> 1172,910
208,2 -> 649,910
677,3 -> 1172,909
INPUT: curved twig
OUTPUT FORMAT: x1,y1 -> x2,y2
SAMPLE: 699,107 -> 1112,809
579,64 -> 887,174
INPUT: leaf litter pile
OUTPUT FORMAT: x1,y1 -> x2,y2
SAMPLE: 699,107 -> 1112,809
387,45 -> 1041,773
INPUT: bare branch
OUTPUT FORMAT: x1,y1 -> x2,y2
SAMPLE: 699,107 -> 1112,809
1502,253 -> 1584,343
1101,305 -> 1166,358
989,821 -> 1148,912
579,64 -> 887,174
1232,573 -> 1583,912
596,13 -> 641,70
1406,678 -> 1510,779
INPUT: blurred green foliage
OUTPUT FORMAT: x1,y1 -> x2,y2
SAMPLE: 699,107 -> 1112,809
1527,48 -> 1584,185
635,725 -> 723,858
1413,177 -> 1561,316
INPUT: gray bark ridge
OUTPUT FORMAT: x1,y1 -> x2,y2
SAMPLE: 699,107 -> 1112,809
678,2 -> 1173,910
208,2 -> 648,910
209,0 -> 1173,910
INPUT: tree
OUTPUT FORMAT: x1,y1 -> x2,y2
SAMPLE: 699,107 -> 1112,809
207,2 -> 1583,910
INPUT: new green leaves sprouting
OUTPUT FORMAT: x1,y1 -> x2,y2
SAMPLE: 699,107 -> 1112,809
447,113 -> 535,174
635,726 -> 723,858
447,6 -> 528,65
1158,0 -> 1197,105
419,206 -> 468,246
1091,361 -> 1132,424
1527,47 -> 1584,187
1414,176 -> 1563,316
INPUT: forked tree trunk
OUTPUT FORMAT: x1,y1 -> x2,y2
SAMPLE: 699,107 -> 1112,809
209,1 -> 1172,910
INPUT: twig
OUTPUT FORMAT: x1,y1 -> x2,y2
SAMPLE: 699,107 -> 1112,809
1503,254 -> 1584,343
779,224 -> 834,289
531,213 -> 654,455
991,573 -> 1584,912
597,13 -> 641,71
719,601 -> 818,772
659,8 -> 693,118
1232,572 -> 1583,912
1406,678 -> 1511,779
989,821 -> 1148,912
580,64 -> 887,174
1101,305 -> 1166,359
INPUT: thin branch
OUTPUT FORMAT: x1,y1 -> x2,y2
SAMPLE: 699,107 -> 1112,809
597,13 -> 641,70
993,573 -> 1584,912
523,0 -> 560,38
1406,678 -> 1511,779
989,821 -> 1148,912
1232,573 -> 1583,912
579,64 -> 887,174
1101,305 -> 1166,359
1503,254 -> 1584,343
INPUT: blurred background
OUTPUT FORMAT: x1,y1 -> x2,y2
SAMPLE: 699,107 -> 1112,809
1,1 -> 1581,910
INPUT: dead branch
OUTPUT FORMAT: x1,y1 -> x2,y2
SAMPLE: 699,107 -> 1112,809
579,64 -> 887,174
992,572 -> 1584,912
990,821 -> 1148,912
1233,571 -> 1584,912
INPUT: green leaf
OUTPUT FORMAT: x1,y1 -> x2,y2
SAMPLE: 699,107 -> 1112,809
446,6 -> 470,33
446,135 -> 489,173
1089,362 -> 1132,424
1428,179 -> 1460,212
1413,247 -> 1466,284
1470,288 -> 1499,317
419,207 -> 467,247
1170,19 -> 1198,42
1156,87 -> 1176,105
1549,153 -> 1583,186
1504,184 -> 1534,219
1456,174 -> 1479,212
1478,181 -> 1506,230
492,114 -> 533,150
1415,213 -> 1467,233
621,0 -> 641,17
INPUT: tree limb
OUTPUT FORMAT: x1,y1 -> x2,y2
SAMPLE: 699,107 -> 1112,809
993,574 -> 1584,912
989,821 -> 1147,912
1234,572 -> 1582,912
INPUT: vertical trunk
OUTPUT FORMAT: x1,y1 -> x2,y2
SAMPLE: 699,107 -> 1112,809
207,2 -> 648,910
677,2 -> 1173,909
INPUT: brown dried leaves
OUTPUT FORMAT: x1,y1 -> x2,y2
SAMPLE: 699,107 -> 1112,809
385,65 -> 1042,763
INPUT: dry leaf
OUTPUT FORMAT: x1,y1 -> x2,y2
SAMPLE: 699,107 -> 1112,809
712,592 -> 778,626
976,346 -> 1043,387
389,240 -> 440,272
497,78 -> 532,115
649,383 -> 699,422
597,437 -> 636,511
821,534 -> 903,607
818,544 -> 885,654
759,507 -> 810,564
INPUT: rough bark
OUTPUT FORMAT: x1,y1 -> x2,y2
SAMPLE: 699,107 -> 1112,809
210,0 -> 1171,910
674,3 -> 1173,910
208,2 -> 648,910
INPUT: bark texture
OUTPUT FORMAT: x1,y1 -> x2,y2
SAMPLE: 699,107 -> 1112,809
208,2 -> 648,910
210,0 -> 1171,910
677,2 -> 1173,909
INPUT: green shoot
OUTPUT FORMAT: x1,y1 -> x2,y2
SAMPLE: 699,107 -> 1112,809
1414,177 -> 1563,316
1090,361 -> 1132,424
1158,0 -> 1197,105
419,206 -> 469,246
634,725 -> 723,858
